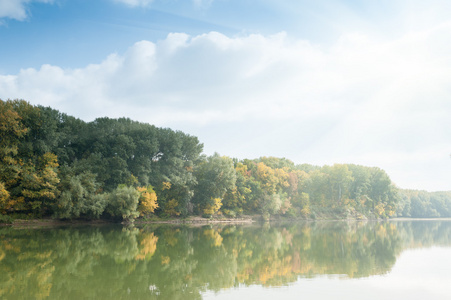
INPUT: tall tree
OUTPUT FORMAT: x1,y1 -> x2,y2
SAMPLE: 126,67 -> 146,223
323,164 -> 353,204
151,129 -> 203,216
0,100 -> 29,213
193,153 -> 236,215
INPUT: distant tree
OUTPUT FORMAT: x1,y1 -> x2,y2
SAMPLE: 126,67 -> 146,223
322,164 -> 353,204
222,162 -> 252,216
368,168 -> 399,217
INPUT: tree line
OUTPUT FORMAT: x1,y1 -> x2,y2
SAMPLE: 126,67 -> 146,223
396,189 -> 451,218
1,99 -> 450,222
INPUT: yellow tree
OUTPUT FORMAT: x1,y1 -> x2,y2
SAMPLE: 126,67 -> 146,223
0,100 -> 28,155
137,185 -> 159,216
0,182 -> 9,213
0,100 -> 28,213
203,197 -> 222,216
20,152 -> 60,215
254,162 -> 279,194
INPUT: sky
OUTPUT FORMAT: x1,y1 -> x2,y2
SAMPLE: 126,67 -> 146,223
0,0 -> 450,191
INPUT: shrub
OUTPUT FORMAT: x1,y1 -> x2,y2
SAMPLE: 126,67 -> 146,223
106,186 -> 140,222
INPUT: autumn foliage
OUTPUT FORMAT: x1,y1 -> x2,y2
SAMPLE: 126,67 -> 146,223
137,186 -> 159,216
2,99 -> 447,222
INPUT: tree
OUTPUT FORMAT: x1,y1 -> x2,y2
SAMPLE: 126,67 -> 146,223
253,162 -> 279,195
137,185 -> 159,216
368,168 -> 399,217
291,192 -> 311,216
304,170 -> 328,206
54,167 -> 105,219
222,162 -> 252,216
260,193 -> 282,219
348,164 -> 372,212
322,164 -> 353,204
151,129 -> 203,216
193,153 -> 236,216
0,100 -> 28,213
0,100 -> 28,154
0,182 -> 10,212
106,185 -> 140,222
19,152 -> 60,215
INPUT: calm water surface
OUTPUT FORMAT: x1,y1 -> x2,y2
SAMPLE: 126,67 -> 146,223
1,220 -> 451,299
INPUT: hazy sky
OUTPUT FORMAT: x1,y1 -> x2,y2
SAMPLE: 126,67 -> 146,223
1,0 -> 450,191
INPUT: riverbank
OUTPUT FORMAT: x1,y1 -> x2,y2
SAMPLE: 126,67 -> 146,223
136,215 -> 255,224
1,218 -> 112,228
0,215 -> 257,227
6,215 -> 448,228
0,210 -> 381,227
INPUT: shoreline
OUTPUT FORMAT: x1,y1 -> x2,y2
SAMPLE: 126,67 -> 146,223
3,216 -> 451,228
0,216 -> 257,228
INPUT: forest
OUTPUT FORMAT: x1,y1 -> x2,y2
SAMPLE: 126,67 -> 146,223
1,99 -> 450,223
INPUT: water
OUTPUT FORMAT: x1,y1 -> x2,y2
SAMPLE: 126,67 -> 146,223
1,220 -> 450,299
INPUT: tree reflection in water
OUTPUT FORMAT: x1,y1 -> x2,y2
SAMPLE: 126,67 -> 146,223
1,220 -> 451,299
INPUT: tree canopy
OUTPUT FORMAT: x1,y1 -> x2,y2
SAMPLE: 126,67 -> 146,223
1,99 -> 448,222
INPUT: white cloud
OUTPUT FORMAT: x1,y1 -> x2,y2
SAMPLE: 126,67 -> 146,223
1,26 -> 451,191
113,0 -> 153,8
112,0 -> 213,9
192,0 -> 214,8
0,0 -> 53,21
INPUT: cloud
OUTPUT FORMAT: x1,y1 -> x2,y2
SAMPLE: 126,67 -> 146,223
192,0 -> 214,8
1,26 -> 451,190
0,0 -> 53,21
113,0 -> 153,8
112,0 -> 213,9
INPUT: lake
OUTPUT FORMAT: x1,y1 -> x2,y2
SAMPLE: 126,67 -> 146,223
1,220 -> 451,299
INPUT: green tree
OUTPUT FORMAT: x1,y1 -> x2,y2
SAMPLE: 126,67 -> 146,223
322,164 -> 353,204
106,185 -> 140,222
222,162 -> 252,216
348,164 -> 372,212
151,129 -> 203,216
54,167 -> 105,219
193,153 -> 237,216
368,168 -> 399,217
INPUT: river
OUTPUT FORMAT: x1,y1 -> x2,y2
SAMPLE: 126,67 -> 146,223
1,220 -> 450,299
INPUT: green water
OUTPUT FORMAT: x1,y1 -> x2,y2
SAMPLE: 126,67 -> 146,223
1,220 -> 451,299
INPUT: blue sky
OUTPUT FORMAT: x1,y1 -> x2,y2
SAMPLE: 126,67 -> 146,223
1,0 -> 451,191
